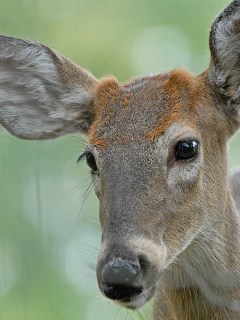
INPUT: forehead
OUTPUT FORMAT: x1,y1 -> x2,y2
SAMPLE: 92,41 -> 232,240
88,70 -> 205,148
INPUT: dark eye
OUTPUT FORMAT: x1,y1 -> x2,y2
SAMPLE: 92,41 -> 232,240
86,152 -> 98,173
174,139 -> 199,161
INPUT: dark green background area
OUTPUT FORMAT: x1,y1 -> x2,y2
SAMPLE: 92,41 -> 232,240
0,1 -> 239,319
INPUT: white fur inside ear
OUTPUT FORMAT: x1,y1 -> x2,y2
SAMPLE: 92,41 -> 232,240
210,9 -> 240,97
215,10 -> 240,69
0,37 -> 95,139
208,3 -> 240,131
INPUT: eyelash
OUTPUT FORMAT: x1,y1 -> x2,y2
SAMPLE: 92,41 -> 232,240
77,152 -> 87,163
77,151 -> 98,173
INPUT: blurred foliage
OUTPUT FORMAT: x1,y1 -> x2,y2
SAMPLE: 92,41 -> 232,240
0,0 -> 239,320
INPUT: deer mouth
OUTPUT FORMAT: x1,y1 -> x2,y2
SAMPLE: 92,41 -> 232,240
103,284 -> 143,301
100,283 -> 156,309
118,285 -> 156,309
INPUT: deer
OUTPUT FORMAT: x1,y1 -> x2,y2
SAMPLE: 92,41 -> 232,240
0,1 -> 240,319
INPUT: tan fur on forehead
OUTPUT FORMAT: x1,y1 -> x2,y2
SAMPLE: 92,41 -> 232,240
88,70 -> 209,147
95,76 -> 120,110
147,69 -> 206,140
88,77 -> 120,148
164,69 -> 201,104
167,69 -> 194,89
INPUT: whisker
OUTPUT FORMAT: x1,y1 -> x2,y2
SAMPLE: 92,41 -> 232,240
78,182 -> 94,221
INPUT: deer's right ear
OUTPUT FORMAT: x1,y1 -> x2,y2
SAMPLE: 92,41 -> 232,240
0,35 -> 97,139
208,1 -> 240,131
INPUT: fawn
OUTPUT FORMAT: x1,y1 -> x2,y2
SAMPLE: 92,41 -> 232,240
0,1 -> 240,319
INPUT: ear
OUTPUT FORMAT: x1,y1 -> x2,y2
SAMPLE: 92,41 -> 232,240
0,35 -> 97,139
208,0 -> 240,130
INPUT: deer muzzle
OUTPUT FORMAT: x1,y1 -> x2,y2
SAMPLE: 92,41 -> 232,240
96,240 -> 167,309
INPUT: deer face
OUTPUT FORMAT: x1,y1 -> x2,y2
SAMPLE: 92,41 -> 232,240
86,71 -> 230,308
0,0 -> 240,311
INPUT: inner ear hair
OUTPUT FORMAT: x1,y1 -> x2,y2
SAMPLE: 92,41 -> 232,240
0,35 -> 97,139
208,0 -> 240,99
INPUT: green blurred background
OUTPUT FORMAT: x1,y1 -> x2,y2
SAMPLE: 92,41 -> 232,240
0,0 -> 239,319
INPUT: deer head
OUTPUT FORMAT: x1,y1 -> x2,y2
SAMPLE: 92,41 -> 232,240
0,0 -> 240,313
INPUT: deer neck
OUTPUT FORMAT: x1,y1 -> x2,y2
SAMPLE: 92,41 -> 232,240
171,189 -> 240,286
153,191 -> 240,320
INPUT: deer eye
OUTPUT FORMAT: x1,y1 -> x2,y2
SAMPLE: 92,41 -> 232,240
78,151 -> 98,173
174,139 -> 199,161
85,152 -> 98,173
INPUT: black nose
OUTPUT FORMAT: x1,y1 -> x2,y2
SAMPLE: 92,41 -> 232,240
101,256 -> 144,301
102,256 -> 141,287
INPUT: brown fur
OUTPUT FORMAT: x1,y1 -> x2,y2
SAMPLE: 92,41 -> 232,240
88,77 -> 120,148
0,2 -> 240,320
147,70 -> 208,141
90,67 -> 240,320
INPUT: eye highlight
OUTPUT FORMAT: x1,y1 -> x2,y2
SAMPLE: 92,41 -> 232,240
77,151 -> 98,173
174,138 -> 199,161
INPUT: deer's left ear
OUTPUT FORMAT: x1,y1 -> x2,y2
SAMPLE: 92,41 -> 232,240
208,0 -> 240,130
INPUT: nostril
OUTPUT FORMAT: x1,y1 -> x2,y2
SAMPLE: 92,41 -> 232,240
102,257 -> 141,287
138,254 -> 149,271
